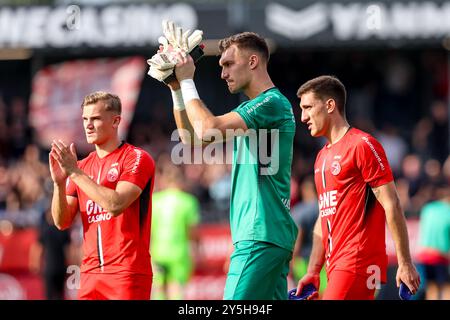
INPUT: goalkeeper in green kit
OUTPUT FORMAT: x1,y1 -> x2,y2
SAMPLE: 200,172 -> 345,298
148,21 -> 298,300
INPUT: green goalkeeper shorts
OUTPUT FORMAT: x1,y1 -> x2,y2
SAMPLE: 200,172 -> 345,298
223,240 -> 292,300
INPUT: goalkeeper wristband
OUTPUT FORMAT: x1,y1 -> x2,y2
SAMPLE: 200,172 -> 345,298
171,89 -> 185,111
180,79 -> 200,104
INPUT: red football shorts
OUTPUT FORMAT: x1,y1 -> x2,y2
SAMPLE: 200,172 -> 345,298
322,270 -> 375,300
78,272 -> 152,300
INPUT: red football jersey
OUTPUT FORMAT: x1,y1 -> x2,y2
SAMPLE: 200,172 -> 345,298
67,142 -> 155,275
314,128 -> 393,283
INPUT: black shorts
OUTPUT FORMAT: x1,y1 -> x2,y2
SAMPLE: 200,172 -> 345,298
418,263 -> 450,284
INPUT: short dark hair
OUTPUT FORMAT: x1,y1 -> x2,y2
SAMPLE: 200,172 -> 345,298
297,75 -> 347,115
81,91 -> 122,114
219,32 -> 269,62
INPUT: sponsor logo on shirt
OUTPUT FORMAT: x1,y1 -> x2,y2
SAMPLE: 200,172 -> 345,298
319,190 -> 337,217
246,96 -> 272,115
107,167 -> 119,182
361,136 -> 385,171
331,161 -> 341,176
85,200 -> 112,223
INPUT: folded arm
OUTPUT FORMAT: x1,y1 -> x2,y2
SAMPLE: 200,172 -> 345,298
69,171 -> 142,217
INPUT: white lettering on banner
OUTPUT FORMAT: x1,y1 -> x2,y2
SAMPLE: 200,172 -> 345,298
265,2 -> 450,40
266,3 -> 328,40
331,3 -> 365,40
46,7 -> 69,48
24,7 -> 48,48
0,8 -> 25,47
319,190 -> 338,217
0,4 -> 197,48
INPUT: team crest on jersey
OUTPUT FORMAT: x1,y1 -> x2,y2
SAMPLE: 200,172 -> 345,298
107,167 -> 119,182
331,161 -> 341,176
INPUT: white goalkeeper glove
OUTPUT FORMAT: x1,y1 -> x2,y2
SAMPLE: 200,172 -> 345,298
162,20 -> 203,54
147,51 -> 177,70
148,67 -> 173,83
148,20 -> 204,84
147,51 -> 178,82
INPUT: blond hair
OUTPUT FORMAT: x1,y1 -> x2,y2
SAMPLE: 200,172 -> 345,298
81,91 -> 122,114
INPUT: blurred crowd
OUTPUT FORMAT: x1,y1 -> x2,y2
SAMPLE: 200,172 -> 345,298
0,95 -> 50,227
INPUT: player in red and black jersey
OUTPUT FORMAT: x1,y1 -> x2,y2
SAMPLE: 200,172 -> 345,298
49,91 -> 155,300
294,76 -> 420,300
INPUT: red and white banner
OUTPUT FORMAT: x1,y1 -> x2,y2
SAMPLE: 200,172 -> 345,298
0,220 -> 422,299
186,224 -> 231,300
29,56 -> 146,155
0,228 -> 44,299
386,218 -> 420,264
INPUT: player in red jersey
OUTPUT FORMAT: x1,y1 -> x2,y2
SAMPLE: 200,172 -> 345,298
293,76 -> 420,300
49,92 -> 155,300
